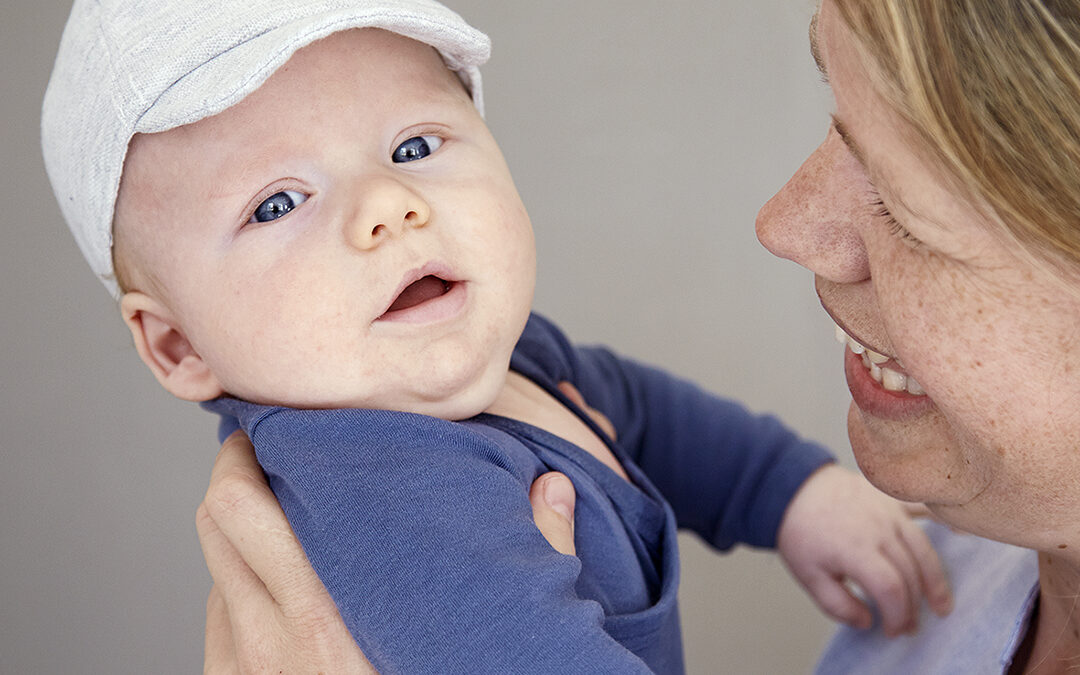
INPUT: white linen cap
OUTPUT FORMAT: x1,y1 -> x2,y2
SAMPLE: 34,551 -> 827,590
41,0 -> 491,297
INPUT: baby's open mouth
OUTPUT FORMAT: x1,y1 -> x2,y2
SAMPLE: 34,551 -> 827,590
385,275 -> 453,314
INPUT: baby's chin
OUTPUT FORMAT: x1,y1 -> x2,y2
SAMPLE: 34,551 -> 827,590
223,372 -> 505,421
393,376 -> 507,421
215,390 -> 492,421
383,355 -> 513,420
398,397 -> 492,421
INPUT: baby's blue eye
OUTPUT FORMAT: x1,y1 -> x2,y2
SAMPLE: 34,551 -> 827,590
392,135 -> 443,163
250,190 -> 308,223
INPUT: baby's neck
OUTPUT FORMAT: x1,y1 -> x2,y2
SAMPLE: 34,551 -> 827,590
484,370 -> 567,418
484,372 -> 629,482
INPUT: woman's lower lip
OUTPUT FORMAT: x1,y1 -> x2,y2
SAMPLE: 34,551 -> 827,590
844,347 -> 935,422
376,281 -> 467,325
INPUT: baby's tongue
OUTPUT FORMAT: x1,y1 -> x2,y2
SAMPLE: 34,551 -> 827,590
387,276 -> 446,312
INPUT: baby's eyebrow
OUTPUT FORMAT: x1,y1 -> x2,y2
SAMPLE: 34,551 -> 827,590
810,11 -> 828,83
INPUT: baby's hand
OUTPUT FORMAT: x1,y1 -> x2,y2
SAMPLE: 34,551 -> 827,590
776,464 -> 953,636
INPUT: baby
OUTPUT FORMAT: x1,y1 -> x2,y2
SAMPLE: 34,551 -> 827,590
42,1 -> 949,672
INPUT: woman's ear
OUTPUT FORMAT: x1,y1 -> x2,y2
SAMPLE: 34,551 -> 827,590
120,292 -> 224,402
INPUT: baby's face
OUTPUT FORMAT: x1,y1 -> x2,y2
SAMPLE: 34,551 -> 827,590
115,29 -> 536,419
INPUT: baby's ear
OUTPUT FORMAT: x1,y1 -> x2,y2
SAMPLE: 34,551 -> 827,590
120,292 -> 224,402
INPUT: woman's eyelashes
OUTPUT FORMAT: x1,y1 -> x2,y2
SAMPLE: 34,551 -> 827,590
392,135 -> 443,163
249,190 -> 308,224
870,195 -> 922,248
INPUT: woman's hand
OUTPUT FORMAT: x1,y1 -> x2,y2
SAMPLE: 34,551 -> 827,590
197,431 -> 577,674
197,431 -> 374,674
776,464 -> 953,637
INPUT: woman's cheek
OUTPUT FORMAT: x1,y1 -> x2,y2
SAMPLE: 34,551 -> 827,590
871,245 -> 967,397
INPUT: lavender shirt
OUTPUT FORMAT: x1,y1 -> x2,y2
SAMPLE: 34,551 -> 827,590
816,521 -> 1038,674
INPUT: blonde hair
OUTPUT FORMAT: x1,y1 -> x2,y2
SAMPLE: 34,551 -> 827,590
111,240 -> 134,295
832,0 -> 1080,267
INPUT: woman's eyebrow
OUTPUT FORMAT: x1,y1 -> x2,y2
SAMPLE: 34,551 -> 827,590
831,114 -> 871,169
832,114 -> 942,233
810,11 -> 828,83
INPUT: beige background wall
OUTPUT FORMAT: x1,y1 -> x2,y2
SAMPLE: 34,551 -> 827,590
2,1 -> 848,672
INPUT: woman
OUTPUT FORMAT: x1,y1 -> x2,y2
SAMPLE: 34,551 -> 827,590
203,0 -> 1080,672
758,1 -> 1080,672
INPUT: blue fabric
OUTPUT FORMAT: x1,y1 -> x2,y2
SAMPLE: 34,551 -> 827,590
815,521 -> 1039,674
204,313 -> 833,674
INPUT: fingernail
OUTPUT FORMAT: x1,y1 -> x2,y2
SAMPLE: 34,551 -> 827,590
543,475 -> 575,523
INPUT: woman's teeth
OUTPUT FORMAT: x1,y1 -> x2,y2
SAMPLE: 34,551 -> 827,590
834,325 -> 926,396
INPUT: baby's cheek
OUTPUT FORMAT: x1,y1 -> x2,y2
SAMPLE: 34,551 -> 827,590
205,301 -> 303,393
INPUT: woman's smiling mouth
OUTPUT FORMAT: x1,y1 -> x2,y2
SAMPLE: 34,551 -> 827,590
834,322 -> 936,422
834,323 -> 925,395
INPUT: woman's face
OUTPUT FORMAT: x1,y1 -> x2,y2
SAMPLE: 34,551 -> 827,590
756,0 -> 1080,551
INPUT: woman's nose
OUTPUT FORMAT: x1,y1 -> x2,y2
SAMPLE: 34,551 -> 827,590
345,177 -> 431,251
755,128 -> 870,283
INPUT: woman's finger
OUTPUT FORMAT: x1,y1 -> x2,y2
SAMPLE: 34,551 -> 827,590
529,472 -> 576,556
203,585 -> 240,675
203,431 -> 325,612
195,498 -> 274,621
202,432 -> 378,674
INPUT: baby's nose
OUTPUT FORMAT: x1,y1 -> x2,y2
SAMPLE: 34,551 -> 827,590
345,178 -> 431,251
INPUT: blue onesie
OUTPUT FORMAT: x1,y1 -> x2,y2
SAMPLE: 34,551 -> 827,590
205,313 -> 832,674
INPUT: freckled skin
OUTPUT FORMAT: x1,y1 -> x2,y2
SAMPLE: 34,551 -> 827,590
758,2 -> 1080,666
758,0 -> 1080,557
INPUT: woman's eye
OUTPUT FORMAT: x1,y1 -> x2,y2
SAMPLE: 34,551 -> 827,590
250,190 -> 308,224
870,195 -> 922,249
392,135 -> 443,163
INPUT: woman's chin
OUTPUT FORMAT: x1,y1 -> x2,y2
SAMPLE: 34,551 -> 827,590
846,402 -> 977,505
